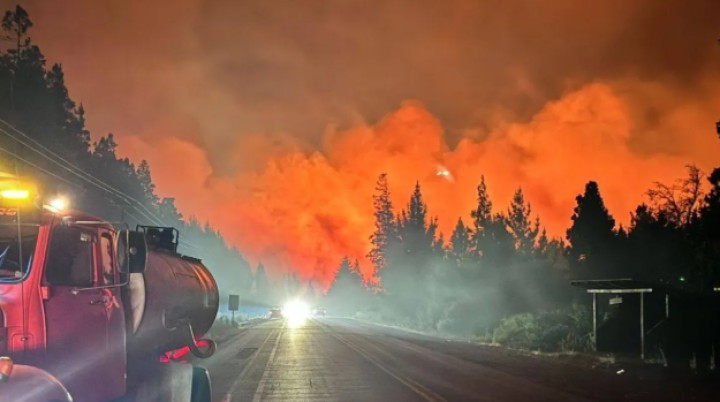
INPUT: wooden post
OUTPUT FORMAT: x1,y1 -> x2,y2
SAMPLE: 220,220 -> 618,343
640,292 -> 645,360
592,293 -> 598,352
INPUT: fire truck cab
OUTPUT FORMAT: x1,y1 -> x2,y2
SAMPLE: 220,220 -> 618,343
0,176 -> 217,402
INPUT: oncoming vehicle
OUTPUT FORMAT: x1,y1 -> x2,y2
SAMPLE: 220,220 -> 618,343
0,176 -> 219,402
268,307 -> 283,319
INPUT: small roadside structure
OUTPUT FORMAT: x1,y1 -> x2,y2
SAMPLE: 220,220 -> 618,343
572,278 -> 720,370
570,278 -> 666,360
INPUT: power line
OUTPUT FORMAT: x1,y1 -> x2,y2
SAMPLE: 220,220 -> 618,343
0,118 -> 158,210
0,120 -> 169,222
0,123 -> 149,210
0,127 -> 160,227
0,119 -> 202,251
0,145 -> 162,229
0,127 -> 133,202
0,145 -> 84,190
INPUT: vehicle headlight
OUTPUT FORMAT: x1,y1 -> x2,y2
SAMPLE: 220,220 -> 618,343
282,300 -> 310,325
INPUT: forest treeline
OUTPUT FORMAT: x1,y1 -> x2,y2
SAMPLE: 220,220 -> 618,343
0,6 -> 253,294
323,164 -> 720,361
322,152 -> 720,362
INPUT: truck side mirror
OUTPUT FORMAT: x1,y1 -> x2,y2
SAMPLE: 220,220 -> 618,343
128,231 -> 147,274
117,229 -> 130,274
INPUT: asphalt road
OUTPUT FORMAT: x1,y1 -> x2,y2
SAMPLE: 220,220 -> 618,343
201,318 -> 719,402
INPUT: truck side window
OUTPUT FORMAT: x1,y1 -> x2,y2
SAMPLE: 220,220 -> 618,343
46,226 -> 94,287
100,233 -> 114,285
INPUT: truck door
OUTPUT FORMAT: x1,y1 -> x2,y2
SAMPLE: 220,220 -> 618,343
43,225 -> 125,402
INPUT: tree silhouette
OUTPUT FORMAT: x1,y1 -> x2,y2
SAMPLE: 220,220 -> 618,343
398,181 -> 435,256
449,218 -> 470,267
471,175 -> 493,226
566,181 -> 617,279
535,228 -> 549,257
324,257 -> 366,315
507,187 -> 539,256
690,168 -> 720,290
647,165 -> 703,227
136,160 -> 158,205
368,173 -> 395,276
1,6 -> 32,57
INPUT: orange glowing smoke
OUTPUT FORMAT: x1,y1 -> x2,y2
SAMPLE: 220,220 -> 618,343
119,80 -> 720,288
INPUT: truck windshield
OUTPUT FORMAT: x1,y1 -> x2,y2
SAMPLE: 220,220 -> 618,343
0,224 -> 39,281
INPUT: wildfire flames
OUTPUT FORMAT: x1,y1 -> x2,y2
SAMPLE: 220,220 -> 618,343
121,81 -> 720,287
23,0 -> 720,287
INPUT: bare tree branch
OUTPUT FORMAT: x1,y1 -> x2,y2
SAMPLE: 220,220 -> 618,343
646,165 -> 704,226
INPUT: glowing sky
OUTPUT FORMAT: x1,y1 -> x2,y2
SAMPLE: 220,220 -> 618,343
10,0 -> 720,285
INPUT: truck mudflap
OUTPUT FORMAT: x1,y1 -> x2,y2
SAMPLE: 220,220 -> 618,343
0,363 -> 73,402
191,366 -> 211,402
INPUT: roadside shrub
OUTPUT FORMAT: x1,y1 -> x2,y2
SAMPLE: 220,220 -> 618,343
492,313 -> 540,349
492,304 -> 593,352
559,303 -> 594,352
436,299 -> 502,338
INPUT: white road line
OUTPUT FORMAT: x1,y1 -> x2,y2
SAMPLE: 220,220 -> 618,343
251,322 -> 284,402
321,322 -> 447,402
221,325 -> 278,402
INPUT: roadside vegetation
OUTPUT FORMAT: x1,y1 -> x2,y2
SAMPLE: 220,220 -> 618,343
322,166 -> 720,365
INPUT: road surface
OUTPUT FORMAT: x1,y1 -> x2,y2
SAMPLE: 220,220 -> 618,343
201,318 -> 718,402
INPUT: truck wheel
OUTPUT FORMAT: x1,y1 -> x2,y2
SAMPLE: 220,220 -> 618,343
191,366 -> 212,402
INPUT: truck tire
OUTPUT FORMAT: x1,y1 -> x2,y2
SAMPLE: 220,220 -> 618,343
191,366 -> 212,402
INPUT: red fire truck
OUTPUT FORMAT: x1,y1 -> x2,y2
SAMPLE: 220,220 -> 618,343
0,175 -> 219,401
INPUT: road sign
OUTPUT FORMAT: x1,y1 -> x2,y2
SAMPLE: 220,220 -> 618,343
229,294 -> 240,311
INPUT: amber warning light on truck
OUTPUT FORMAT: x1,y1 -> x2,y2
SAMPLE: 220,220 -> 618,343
0,176 -> 37,212
0,184 -> 33,202
0,175 -> 69,215
0,189 -> 28,200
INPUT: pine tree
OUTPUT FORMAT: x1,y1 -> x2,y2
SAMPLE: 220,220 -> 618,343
697,168 -> 720,287
367,173 -> 395,275
157,198 -> 183,227
471,175 -> 493,230
449,217 -> 470,266
398,181 -> 435,254
1,6 -> 34,115
507,187 -> 539,255
566,181 -> 617,278
351,258 -> 363,283
406,181 -> 427,231
535,227 -> 549,257
324,257 -> 366,315
136,160 -> 158,205
470,175 -> 512,265
2,6 -> 32,63
470,176 -> 493,259
483,212 -> 516,268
